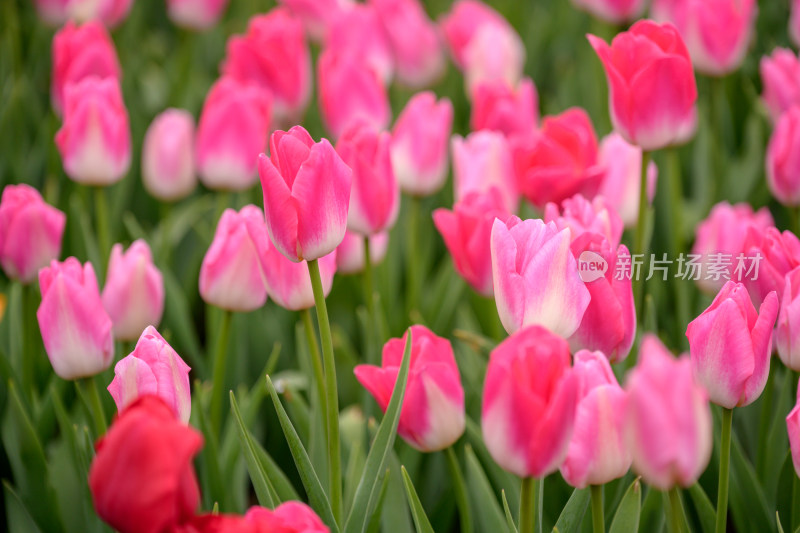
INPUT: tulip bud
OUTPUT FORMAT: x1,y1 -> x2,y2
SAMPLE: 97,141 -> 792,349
336,123 -> 399,236
561,350 -> 631,488
101,240 -> 164,341
571,0 -> 646,24
760,48 -> 800,123
787,387 -> 800,478
588,21 -> 698,151
440,0 -> 515,68
391,92 -> 453,196
742,226 -> 800,306
142,109 -> 197,202
245,502 -> 330,532
597,133 -> 658,228
326,5 -> 394,84
108,327 -> 191,423
166,0 -> 230,30
462,20 -> 525,97
55,76 -> 131,186
482,325 -> 578,478
199,206 -> 268,312
471,78 -> 538,140
625,335 -> 712,490
776,267 -> 800,371
513,108 -> 604,209
89,397 -> 202,533
195,77 -> 271,191
51,21 -> 121,116
433,189 -> 511,297
37,258 -> 114,380
491,216 -> 590,337
0,184 -> 66,283
452,131 -> 518,213
544,193 -> 623,249
355,325 -> 465,452
278,0 -> 353,42
767,106 -> 800,207
336,230 -> 389,275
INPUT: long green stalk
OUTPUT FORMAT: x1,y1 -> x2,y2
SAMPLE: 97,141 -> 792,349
715,408 -> 732,533
300,308 -> 328,441
209,310 -> 233,433
591,485 -> 604,533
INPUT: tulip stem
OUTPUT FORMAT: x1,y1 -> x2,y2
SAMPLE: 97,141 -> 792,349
300,308 -> 328,441
94,186 -> 111,280
792,472 -> 800,531
209,310 -> 232,434
715,408 -> 733,533
20,283 -> 37,399
406,195 -> 421,316
667,488 -> 685,533
445,447 -> 472,533
308,258 -> 342,524
590,485 -> 604,533
362,236 -> 376,322
633,150 -> 652,326
520,477 -> 541,533
77,376 -> 107,437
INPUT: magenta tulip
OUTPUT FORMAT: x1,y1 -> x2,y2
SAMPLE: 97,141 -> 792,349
471,78 -> 539,141
767,106 -> 800,206
325,5 -> 394,84
760,48 -> 800,123
245,502 -> 330,532
742,226 -> 800,306
544,193 -> 624,249
277,0 -> 353,42
776,267 -> 800,371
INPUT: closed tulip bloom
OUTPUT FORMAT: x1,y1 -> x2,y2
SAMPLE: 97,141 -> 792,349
597,133 -> 658,228
692,202 -> 774,293
37,258 -> 114,380
471,78 -> 539,140
652,0 -> 757,76
491,216 -> 591,337
199,206 -> 268,312
434,189 -> 510,297
793,0 -> 800,48
245,502 -> 330,532
391,92 -> 453,196
482,325 -> 578,478
761,48 -> 800,123
142,109 -> 196,202
787,388 -> 800,478
195,77 -> 271,191
544,193 -> 624,249
369,0 -> 445,88
561,350 -> 631,488
686,281 -> 778,408
89,396 -> 202,533
0,184 -> 66,283
258,126 -> 352,262
336,230 -> 389,275
571,0 -> 646,24
767,106 -> 800,206
318,49 -> 391,139
55,76 -> 131,186
51,21 -> 121,116
355,325 -> 465,452
462,21 -> 525,97
101,240 -> 164,341
166,0 -> 230,30
742,226 -> 800,306
326,5 -> 394,84
222,8 -> 311,123
439,0 -> 514,68
108,326 -> 191,423
278,0 -> 353,42
513,108 -> 605,208
336,123 -> 399,236
452,131 -> 518,213
776,267 -> 800,371
588,21 -> 698,151
625,335 -> 712,490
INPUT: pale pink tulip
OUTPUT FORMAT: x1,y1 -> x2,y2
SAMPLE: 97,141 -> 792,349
571,0 -> 646,24
35,0 -> 132,27
767,106 -> 800,206
277,0 -> 354,42
166,0 -> 230,30
742,226 -> 800,306
335,230 -> 389,275
760,48 -> 800,123
439,0 -> 514,68
325,5 -> 394,84
142,109 -> 196,202
787,387 -> 800,478
471,78 -> 539,140
544,193 -> 623,249
776,267 -> 800,371
462,20 -> 525,97
452,131 -> 518,213
597,133 -> 658,228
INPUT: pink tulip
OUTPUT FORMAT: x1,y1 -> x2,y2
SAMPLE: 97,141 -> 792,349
55,76 -> 131,186
760,48 -> 800,123
245,502 -> 330,532
222,8 -> 312,123
369,0 -> 445,88
35,0 -> 132,27
491,216 -> 590,337
51,21 -> 120,116
199,206 -> 268,312
355,325 -> 465,452
742,226 -> 800,306
561,350 -> 631,488
391,92 -> 453,196
433,189 -> 511,297
166,0 -> 230,30
471,78 -> 539,140
482,325 -> 578,478
336,123 -> 399,236
277,0 -> 353,42
0,184 -> 65,284
336,230 -> 389,275
462,19 -> 525,97
452,131 -> 518,213
652,0 -> 757,76
571,0 -> 646,24
513,108 -> 604,209
195,77 -> 271,191
625,334 -> 712,490
142,109 -> 196,202
692,202 -> 774,293
686,281 -> 778,408
767,106 -> 800,206
33,0 -> 71,25
776,267 -> 800,371
108,326 -> 191,423
439,0 -> 514,68
258,126 -> 352,263
588,20 -> 698,151
793,0 -> 800,48
318,49 -> 391,139
597,133 -> 658,228
37,258 -> 114,380
325,5 -> 394,84
544,193 -> 624,249
787,387 -> 800,478
101,240 -> 164,342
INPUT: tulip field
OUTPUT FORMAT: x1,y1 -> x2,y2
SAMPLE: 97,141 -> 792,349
5,0 -> 800,532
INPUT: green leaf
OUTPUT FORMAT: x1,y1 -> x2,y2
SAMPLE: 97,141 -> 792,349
609,478 -> 641,533
343,328 -> 413,533
729,430 -> 773,532
195,385 -> 229,511
230,390 -> 276,509
365,470 -> 391,533
777,511 -> 785,533
401,466 -> 436,533
687,482 -> 715,533
252,437 -> 301,503
463,444 -> 508,533
501,490 -> 519,533
551,488 -> 590,533
3,481 -> 43,533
